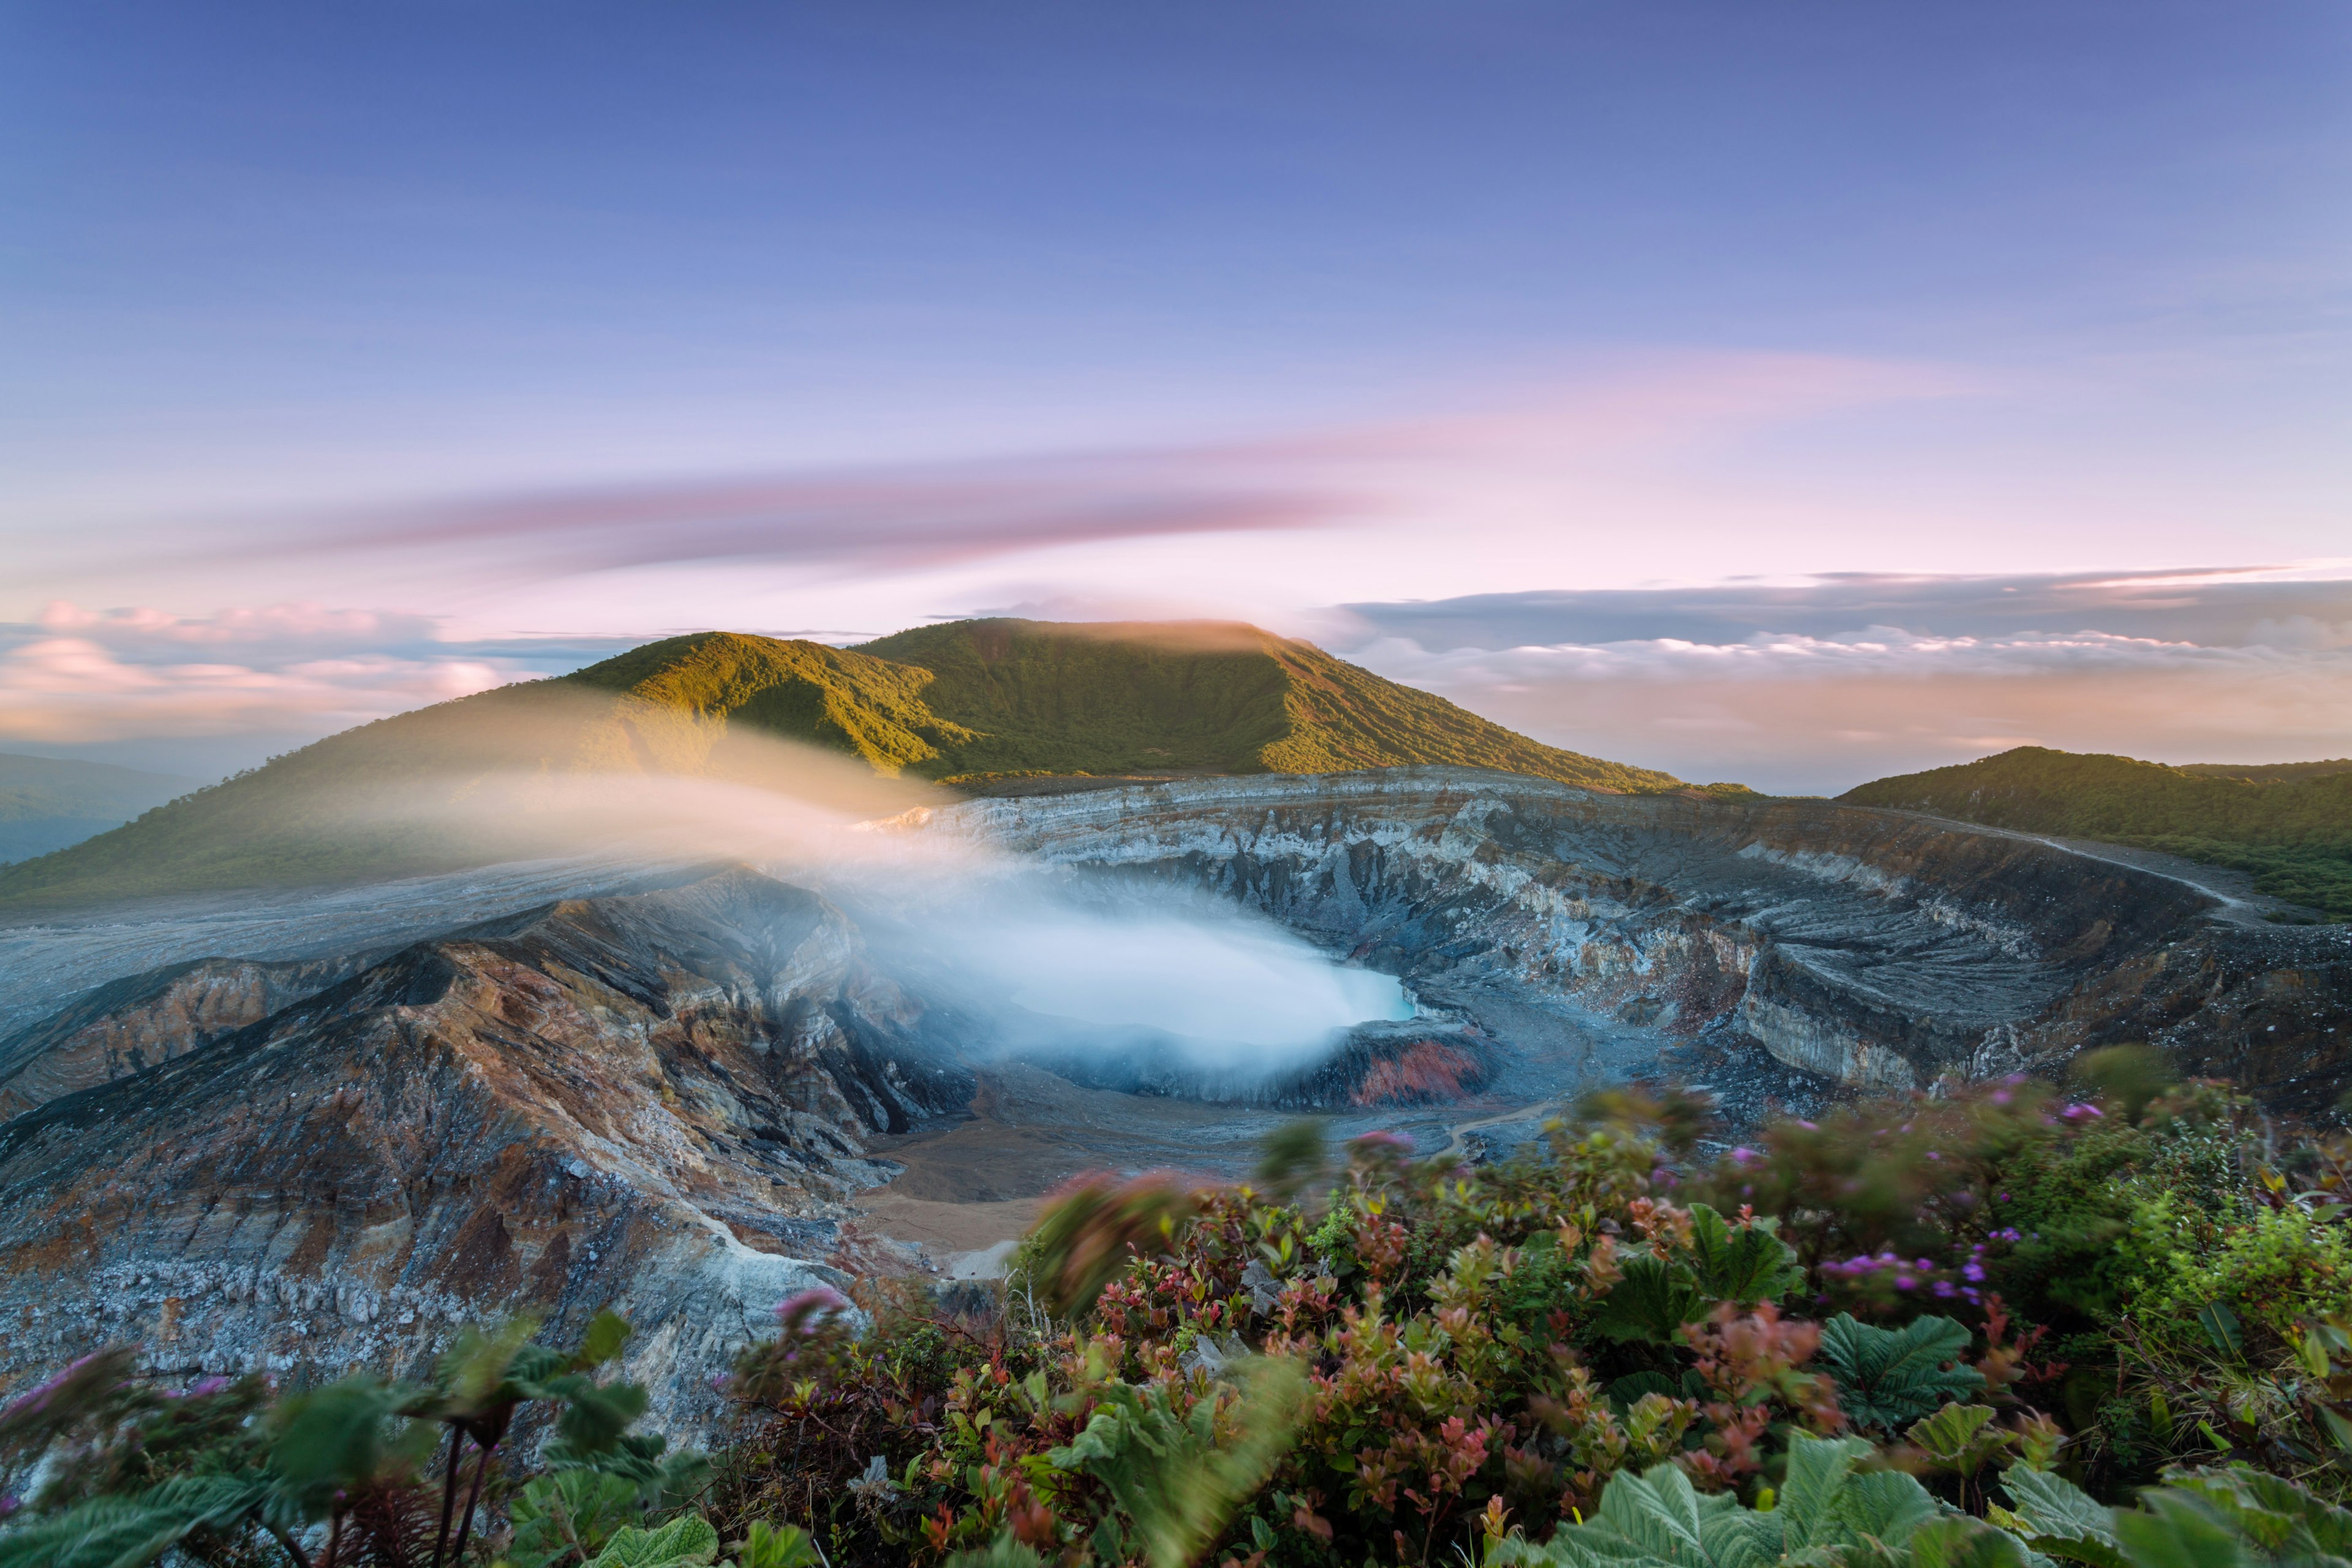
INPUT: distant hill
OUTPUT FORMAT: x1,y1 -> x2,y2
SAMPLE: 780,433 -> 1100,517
856,619 -> 1683,789
0,620 -> 1690,907
1840,746 -> 2352,920
0,753 -> 201,865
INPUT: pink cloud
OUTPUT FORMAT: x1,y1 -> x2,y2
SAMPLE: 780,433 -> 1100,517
0,607 -> 521,743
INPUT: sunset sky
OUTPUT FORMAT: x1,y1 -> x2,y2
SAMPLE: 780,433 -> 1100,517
4,2 -> 2348,792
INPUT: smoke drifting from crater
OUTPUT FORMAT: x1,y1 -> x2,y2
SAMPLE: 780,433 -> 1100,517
309,695 -> 1405,1079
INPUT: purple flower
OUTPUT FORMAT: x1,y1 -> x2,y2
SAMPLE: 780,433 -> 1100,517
1932,1282 -> 1956,1298
1895,1275 -> 1916,1291
1730,1147 -> 1757,1165
1990,1089 -> 2013,1106
2061,1102 -> 2103,1123
1796,1120 -> 1819,1131
775,1286 -> 851,1333
1963,1262 -> 1986,1283
189,1376 -> 228,1397
707,1373 -> 730,1393
0,1496 -> 20,1521
1,1354 -> 106,1422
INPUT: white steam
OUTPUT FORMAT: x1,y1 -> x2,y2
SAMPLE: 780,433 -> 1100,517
323,707 -> 1407,1077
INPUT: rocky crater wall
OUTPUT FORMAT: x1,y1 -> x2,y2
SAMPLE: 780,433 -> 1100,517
924,767 -> 2294,1091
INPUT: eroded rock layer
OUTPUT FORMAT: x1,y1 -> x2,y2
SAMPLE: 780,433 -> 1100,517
0,870 -> 968,1430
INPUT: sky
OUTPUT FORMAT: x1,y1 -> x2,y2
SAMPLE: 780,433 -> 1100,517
3,2 -> 2348,793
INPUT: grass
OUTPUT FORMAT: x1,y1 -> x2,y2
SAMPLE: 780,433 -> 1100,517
1839,745 -> 2352,920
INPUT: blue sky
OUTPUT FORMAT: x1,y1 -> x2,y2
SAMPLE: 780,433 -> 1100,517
3,2 -> 2348,790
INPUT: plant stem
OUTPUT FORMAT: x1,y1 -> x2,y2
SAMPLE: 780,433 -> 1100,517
450,1441 -> 494,1567
262,1515 -> 315,1568
431,1431 -> 466,1568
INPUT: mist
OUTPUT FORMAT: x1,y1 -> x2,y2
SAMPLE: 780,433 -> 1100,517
301,697 -> 1414,1081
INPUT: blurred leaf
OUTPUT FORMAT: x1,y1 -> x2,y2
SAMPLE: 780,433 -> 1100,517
1023,1173 -> 1197,1320
1049,1357 -> 1304,1568
510,1469 -> 643,1568
578,1311 -> 633,1370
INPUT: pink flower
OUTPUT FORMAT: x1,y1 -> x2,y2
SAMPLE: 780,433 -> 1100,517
775,1286 -> 851,1333
1,1354 -> 107,1422
2061,1102 -> 2103,1123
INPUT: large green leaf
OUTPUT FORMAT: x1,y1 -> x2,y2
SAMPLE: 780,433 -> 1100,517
2001,1469 -> 2117,1548
1909,1517 -> 2035,1568
1506,1438 -> 1937,1568
584,1514 -> 719,1568
1686,1205 -> 1804,1306
1835,1471 -> 1940,1547
1817,1316 -> 1989,1431
2152,1465 -> 2352,1563
1907,1405 -> 2003,1471
1774,1434 -> 1872,1548
1591,1256 -> 1710,1345
2111,1496 -> 2253,1568
1588,1464 -> 1730,1567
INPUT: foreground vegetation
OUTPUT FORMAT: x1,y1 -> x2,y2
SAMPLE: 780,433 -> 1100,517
5,1051 -> 2350,1568
1841,747 -> 2352,920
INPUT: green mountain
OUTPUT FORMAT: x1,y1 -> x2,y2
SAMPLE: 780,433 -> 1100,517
0,620 -> 1687,907
1840,745 -> 2352,920
0,753 -> 201,865
856,619 -> 1683,788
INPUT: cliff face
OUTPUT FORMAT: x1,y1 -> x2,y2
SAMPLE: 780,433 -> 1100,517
0,952 -> 378,1118
0,869 -> 970,1431
922,768 -> 2329,1091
